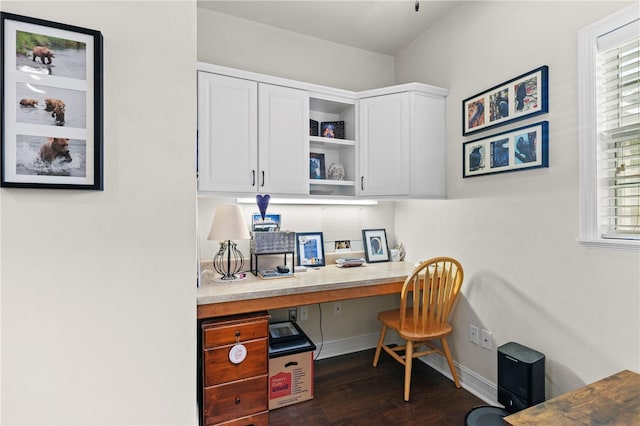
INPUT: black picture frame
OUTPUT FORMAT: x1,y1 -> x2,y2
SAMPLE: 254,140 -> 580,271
1,12 -> 104,190
362,228 -> 390,263
462,65 -> 548,136
320,121 -> 345,139
310,152 -> 325,179
463,121 -> 549,178
296,232 -> 325,267
309,119 -> 319,136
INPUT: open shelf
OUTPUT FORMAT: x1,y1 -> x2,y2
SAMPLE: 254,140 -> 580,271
310,136 -> 355,146
309,95 -> 357,197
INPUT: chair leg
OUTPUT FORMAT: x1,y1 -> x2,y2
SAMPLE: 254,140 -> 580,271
441,337 -> 460,388
373,325 -> 387,367
404,340 -> 413,401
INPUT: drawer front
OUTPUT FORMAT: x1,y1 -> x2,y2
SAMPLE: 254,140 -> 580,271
203,375 -> 268,425
204,339 -> 268,386
203,317 -> 268,349
217,411 -> 268,426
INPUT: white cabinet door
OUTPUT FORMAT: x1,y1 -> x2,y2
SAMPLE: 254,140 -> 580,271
258,83 -> 309,195
410,93 -> 445,198
358,93 -> 410,196
198,72 -> 258,193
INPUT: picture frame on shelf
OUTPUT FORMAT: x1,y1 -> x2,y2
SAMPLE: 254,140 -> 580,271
462,65 -> 548,136
309,119 -> 319,136
1,12 -> 104,190
362,229 -> 390,263
334,240 -> 351,253
310,152 -> 325,179
252,213 -> 281,232
296,232 -> 325,267
463,121 -> 549,178
321,121 -> 345,139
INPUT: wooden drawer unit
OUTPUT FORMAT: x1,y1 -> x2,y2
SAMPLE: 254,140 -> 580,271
201,312 -> 270,426
217,411 -> 269,426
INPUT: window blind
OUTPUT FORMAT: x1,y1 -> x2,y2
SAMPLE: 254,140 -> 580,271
596,33 -> 640,240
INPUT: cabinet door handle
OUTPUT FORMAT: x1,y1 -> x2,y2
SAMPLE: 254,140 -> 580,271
361,176 -> 365,191
261,171 -> 265,187
251,170 -> 256,187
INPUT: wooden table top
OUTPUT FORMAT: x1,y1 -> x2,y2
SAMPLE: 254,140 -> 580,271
504,369 -> 640,425
197,261 -> 417,318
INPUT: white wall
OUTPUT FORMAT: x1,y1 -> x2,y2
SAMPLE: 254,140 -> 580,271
1,2 -> 197,425
197,7 -> 395,91
394,1 -> 639,397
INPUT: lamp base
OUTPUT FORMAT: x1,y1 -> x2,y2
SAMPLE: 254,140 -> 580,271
214,274 -> 248,283
213,240 -> 246,282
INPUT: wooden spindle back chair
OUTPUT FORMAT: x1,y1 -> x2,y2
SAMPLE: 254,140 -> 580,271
373,257 -> 464,401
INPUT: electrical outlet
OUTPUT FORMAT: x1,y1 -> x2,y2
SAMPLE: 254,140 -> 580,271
334,302 -> 342,316
469,324 -> 479,344
300,305 -> 309,321
288,307 -> 297,322
481,329 -> 492,350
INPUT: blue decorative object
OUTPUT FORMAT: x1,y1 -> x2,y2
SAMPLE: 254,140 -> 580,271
256,194 -> 270,220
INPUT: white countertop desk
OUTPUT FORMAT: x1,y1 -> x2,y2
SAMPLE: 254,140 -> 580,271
197,261 -> 416,319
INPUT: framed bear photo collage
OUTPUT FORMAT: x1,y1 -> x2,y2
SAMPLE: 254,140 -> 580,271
1,12 -> 103,190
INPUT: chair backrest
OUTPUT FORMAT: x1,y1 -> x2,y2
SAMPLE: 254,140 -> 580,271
399,257 -> 464,334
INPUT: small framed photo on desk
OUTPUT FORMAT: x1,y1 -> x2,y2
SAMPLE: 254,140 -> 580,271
296,232 -> 325,267
362,229 -> 390,263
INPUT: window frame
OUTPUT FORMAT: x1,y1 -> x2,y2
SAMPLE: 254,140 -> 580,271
578,3 -> 640,251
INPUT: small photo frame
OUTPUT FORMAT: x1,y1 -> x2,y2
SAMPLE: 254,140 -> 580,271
310,152 -> 325,179
362,229 -> 390,263
252,213 -> 281,232
1,12 -> 104,190
320,121 -> 345,139
463,121 -> 549,178
296,232 -> 325,266
269,321 -> 301,342
462,65 -> 548,136
310,119 -> 319,136
334,240 -> 351,253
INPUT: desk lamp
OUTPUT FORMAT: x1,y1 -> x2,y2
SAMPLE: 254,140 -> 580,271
207,205 -> 250,281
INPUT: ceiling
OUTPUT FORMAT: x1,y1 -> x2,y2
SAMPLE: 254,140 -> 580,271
197,1 -> 460,56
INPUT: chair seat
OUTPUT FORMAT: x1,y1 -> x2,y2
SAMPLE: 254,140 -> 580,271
378,308 -> 453,341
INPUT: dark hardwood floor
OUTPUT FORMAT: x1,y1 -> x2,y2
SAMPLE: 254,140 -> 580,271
268,348 -> 485,425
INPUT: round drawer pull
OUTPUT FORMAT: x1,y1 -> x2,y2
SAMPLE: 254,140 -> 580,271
235,396 -> 241,404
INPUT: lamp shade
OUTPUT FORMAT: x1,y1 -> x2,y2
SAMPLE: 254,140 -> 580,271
207,205 -> 250,241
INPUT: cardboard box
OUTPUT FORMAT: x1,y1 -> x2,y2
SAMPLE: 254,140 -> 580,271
268,321 -> 315,410
269,350 -> 314,410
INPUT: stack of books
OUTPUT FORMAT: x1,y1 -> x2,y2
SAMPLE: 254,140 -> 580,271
258,269 -> 294,279
335,258 -> 365,268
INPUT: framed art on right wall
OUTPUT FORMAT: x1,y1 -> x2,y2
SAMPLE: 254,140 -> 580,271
463,121 -> 549,178
462,65 -> 548,136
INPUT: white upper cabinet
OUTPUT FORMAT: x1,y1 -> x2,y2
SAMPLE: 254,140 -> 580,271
197,71 -> 309,195
258,83 -> 309,195
198,72 -> 258,193
358,93 -> 410,197
197,63 -> 448,199
358,85 -> 448,198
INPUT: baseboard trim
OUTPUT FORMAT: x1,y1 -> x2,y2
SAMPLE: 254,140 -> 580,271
418,353 -> 499,406
313,332 -> 499,406
314,332 -> 380,360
